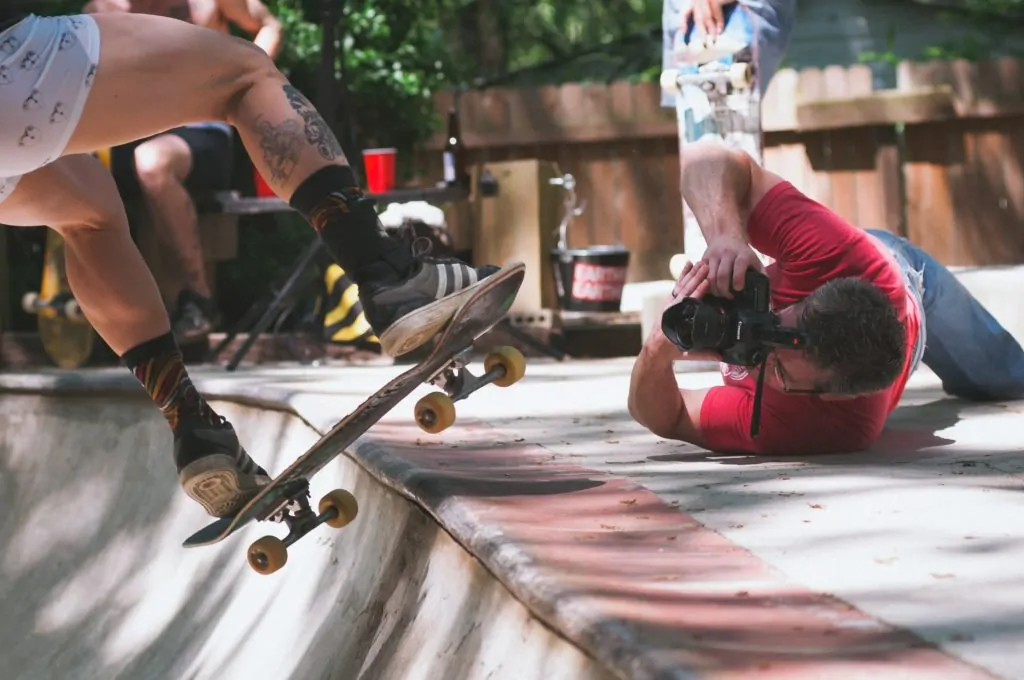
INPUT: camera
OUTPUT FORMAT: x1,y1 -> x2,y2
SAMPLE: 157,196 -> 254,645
661,269 -> 809,366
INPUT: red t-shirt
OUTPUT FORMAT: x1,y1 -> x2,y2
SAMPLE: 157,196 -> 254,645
698,181 -> 922,455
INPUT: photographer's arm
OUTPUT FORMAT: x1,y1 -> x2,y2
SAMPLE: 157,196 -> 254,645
627,337 -> 710,445
683,138 -> 877,293
629,257 -> 716,443
680,139 -> 783,247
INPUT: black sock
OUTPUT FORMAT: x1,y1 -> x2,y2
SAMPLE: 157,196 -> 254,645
289,165 -> 413,286
121,332 -> 219,432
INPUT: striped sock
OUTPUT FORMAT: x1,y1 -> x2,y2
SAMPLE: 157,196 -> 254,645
288,166 -> 413,286
121,332 -> 217,431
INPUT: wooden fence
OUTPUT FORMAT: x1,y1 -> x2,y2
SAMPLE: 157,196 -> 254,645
414,58 -> 1024,283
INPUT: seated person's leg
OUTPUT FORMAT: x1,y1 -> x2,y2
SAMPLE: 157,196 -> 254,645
128,124 -> 230,345
0,156 -> 269,516
866,229 -> 1024,401
56,12 -> 499,357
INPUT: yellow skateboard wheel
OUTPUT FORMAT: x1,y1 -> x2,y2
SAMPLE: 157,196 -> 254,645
415,392 -> 456,434
485,346 -> 527,387
247,535 -> 288,575
318,489 -> 359,529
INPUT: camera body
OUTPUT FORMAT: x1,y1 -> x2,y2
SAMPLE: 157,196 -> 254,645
661,269 -> 808,367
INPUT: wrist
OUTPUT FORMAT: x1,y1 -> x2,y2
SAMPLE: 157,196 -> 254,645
706,222 -> 748,248
643,334 -> 679,363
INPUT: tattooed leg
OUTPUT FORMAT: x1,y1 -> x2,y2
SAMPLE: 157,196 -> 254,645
67,13 -> 351,200
283,85 -> 346,163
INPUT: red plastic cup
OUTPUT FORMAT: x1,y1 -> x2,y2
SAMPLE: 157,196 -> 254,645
362,148 -> 397,194
253,166 -> 276,198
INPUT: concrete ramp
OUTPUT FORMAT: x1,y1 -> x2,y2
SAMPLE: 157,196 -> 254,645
0,390 -> 611,680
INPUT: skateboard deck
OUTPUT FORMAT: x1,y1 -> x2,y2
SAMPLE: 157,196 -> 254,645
661,3 -> 767,266
22,228 -> 96,368
183,262 -> 527,575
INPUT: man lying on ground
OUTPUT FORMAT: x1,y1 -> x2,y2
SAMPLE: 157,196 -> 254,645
628,138 -> 1024,455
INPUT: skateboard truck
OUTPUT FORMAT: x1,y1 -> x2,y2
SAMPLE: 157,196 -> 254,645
22,291 -> 86,322
660,61 -> 755,96
414,345 -> 527,434
183,264 -> 527,575
246,480 -> 359,575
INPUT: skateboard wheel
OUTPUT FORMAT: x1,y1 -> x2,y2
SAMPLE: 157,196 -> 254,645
318,489 -> 359,529
415,392 -> 456,434
729,62 -> 753,90
659,69 -> 680,94
64,299 -> 82,320
485,346 -> 527,387
247,535 -> 288,575
21,292 -> 39,314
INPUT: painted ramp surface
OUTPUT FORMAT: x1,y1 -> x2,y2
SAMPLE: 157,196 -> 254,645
0,388 -> 611,680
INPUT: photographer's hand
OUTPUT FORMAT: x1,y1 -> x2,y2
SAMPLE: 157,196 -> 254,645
702,236 -> 766,299
678,140 -> 783,295
646,259 -> 719,362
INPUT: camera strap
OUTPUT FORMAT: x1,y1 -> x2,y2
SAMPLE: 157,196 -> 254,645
749,354 -> 767,439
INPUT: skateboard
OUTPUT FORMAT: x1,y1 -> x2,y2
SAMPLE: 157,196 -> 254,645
183,262 -> 528,576
661,3 -> 765,265
21,228 -> 96,368
20,149 -> 111,369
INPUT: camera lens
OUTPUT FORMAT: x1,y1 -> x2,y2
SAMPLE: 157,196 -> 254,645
690,304 -> 730,349
661,298 -> 699,349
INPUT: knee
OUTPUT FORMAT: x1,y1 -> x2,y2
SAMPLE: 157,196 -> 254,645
219,40 -> 284,123
49,156 -> 131,236
134,138 -> 189,192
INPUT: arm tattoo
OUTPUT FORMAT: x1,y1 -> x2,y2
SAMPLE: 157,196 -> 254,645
254,114 -> 303,183
283,85 -> 347,162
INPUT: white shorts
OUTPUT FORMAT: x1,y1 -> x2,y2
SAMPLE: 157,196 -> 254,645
0,14 -> 101,206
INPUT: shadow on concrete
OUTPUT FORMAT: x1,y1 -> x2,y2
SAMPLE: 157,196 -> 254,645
0,389 -> 616,680
0,393 -> 243,680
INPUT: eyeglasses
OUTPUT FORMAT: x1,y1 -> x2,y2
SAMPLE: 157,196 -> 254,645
772,352 -> 825,395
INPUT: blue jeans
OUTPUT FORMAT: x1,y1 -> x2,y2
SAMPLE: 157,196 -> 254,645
661,0 -> 797,107
867,229 -> 1024,401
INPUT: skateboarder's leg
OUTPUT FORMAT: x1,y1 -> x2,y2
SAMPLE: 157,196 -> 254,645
0,155 -> 269,517
0,13 -> 498,357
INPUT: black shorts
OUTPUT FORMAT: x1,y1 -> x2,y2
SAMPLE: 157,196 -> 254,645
110,125 -> 235,199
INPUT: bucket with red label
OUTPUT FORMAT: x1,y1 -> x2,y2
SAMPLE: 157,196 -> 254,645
549,245 -> 631,312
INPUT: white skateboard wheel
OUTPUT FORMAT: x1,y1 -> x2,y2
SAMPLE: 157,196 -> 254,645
64,299 -> 82,320
669,254 -> 689,280
729,62 -> 754,90
21,292 -> 39,314
660,69 -> 681,94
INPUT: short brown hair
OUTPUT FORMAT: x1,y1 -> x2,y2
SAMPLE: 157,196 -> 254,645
797,277 -> 907,394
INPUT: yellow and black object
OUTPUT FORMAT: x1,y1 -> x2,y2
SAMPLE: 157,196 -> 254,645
319,264 -> 380,348
20,148 -> 111,368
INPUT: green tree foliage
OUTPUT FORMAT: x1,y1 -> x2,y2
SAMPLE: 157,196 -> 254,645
24,0 -> 661,153
270,0 -> 662,157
